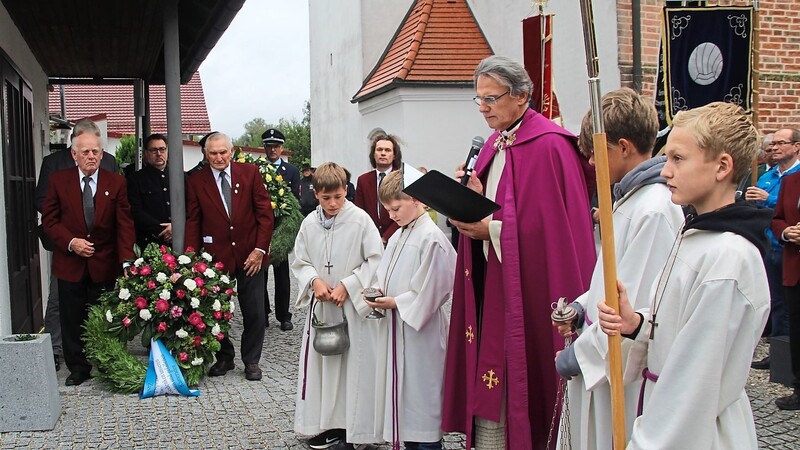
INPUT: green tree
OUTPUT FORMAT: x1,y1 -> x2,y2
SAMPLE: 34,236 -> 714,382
115,135 -> 137,173
234,100 -> 311,165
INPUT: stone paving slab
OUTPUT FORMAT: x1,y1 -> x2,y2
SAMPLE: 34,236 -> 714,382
0,269 -> 796,449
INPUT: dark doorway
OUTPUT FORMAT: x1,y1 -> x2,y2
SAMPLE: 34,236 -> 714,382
1,55 -> 42,333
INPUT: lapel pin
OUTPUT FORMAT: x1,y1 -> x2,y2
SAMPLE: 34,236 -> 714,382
236,183 -> 240,188
234,190 -> 239,194
104,191 -> 109,196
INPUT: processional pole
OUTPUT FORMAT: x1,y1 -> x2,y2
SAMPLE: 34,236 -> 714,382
750,0 -> 761,186
577,0 -> 626,448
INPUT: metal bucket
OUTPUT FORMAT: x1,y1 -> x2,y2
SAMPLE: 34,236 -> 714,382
311,301 -> 349,356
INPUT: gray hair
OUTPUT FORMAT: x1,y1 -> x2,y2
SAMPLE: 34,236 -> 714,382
759,133 -> 773,159
204,132 -> 233,150
473,55 -> 533,99
70,119 -> 101,143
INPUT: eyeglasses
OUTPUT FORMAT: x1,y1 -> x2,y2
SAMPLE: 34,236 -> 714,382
473,91 -> 510,106
146,147 -> 168,154
768,140 -> 797,147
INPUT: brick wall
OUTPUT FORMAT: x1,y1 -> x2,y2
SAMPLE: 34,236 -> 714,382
616,0 -> 800,133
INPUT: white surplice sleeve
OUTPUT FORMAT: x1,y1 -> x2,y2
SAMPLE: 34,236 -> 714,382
394,238 -> 456,331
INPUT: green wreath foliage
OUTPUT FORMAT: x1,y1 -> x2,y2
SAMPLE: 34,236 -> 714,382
269,194 -> 303,265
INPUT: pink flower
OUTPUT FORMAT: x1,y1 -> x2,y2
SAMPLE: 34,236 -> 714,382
176,289 -> 186,299
213,311 -> 222,320
159,245 -> 168,254
192,336 -> 203,347
128,266 -> 139,275
168,262 -> 177,270
134,297 -> 147,309
212,286 -> 220,293
188,312 -> 202,326
162,253 -> 176,264
214,261 -> 225,271
224,312 -> 232,321
216,333 -> 225,341
157,322 -> 167,333
194,277 -> 205,288
179,352 -> 189,362
147,280 -> 156,290
170,273 -> 182,283
194,262 -> 208,273
155,299 -> 169,312
170,305 -> 183,318
195,322 -> 207,332
122,317 -> 131,328
139,266 -> 152,276
225,288 -> 234,296
185,246 -> 195,253
200,288 -> 208,297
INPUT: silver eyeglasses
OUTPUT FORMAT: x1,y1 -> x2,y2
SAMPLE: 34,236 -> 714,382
473,90 -> 510,106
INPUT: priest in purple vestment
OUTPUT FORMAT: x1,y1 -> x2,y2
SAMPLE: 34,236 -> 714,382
443,55 -> 596,449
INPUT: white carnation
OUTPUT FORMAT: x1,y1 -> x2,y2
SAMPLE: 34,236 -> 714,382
204,268 -> 215,278
190,297 -> 200,308
183,279 -> 197,291
105,310 -> 113,323
159,290 -> 171,300
175,329 -> 189,339
118,288 -> 131,300
139,309 -> 152,321
212,300 -> 221,311
211,324 -> 221,335
134,258 -> 144,267
230,301 -> 236,313
190,357 -> 204,366
177,255 -> 191,265
220,275 -> 230,284
201,252 -> 212,261
156,272 -> 168,283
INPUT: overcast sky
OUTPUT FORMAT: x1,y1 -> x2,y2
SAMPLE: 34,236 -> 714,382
200,1 -> 310,139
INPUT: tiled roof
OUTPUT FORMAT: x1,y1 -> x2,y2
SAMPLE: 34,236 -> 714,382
48,72 -> 211,135
352,0 -> 492,103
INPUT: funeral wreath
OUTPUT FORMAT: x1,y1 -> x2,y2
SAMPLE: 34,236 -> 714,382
84,243 -> 236,394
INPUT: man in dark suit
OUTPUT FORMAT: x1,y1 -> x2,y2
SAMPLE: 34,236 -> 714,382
185,132 -> 274,381
772,169 -> 800,410
127,133 -> 176,248
35,119 -> 118,371
354,132 -> 402,244
261,128 -> 299,331
41,130 -> 135,386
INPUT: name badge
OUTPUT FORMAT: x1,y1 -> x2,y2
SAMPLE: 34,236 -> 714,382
203,236 -> 213,244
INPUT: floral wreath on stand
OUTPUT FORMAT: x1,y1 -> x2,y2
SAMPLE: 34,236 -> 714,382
83,243 -> 236,394
234,148 -> 303,265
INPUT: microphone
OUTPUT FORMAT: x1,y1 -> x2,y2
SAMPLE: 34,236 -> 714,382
461,136 -> 485,185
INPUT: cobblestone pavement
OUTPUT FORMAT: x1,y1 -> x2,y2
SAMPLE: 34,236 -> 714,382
1,269 -> 797,449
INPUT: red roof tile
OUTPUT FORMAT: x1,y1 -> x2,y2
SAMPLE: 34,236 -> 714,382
352,0 -> 492,103
48,72 -> 211,135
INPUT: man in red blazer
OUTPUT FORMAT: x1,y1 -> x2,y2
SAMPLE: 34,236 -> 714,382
185,132 -> 274,381
42,131 -> 135,386
354,132 -> 402,244
772,168 -> 800,410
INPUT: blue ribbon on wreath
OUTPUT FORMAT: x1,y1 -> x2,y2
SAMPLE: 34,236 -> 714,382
140,338 -> 200,398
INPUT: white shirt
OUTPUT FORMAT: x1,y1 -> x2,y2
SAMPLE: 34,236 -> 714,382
78,167 -> 98,198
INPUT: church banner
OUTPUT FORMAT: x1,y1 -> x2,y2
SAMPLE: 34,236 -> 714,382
662,6 -> 753,124
522,14 -> 561,121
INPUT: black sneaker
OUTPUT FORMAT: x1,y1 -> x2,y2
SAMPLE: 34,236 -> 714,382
307,429 -> 345,449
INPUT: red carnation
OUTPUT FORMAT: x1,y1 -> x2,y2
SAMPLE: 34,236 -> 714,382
146,280 -> 157,290
128,266 -> 139,275
159,245 -> 168,254
214,261 -> 225,270
213,311 -> 223,320
157,322 -> 167,333
140,265 -> 152,276
176,289 -> 186,299
194,277 -> 205,288
188,312 -> 202,326
194,262 -> 208,273
216,333 -> 225,341
225,288 -> 235,296
195,322 -> 207,332
185,246 -> 195,253
212,286 -> 220,293
134,297 -> 148,309
156,299 -> 169,312
168,262 -> 177,270
179,352 -> 189,362
224,312 -> 232,321
122,317 -> 131,328
200,288 -> 208,297
163,253 -> 176,264
192,336 -> 203,347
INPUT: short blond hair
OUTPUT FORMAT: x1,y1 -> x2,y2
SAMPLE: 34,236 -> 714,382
312,162 -> 347,193
579,87 -> 658,157
378,170 -> 409,204
672,102 -> 759,183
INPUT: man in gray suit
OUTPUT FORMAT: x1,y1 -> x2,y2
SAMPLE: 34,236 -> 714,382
35,119 -> 118,370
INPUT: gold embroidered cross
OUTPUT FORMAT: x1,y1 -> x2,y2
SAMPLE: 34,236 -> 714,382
466,325 -> 474,344
482,370 -> 499,389
493,133 -> 517,151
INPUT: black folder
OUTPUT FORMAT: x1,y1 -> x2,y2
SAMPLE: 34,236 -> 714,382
403,170 -> 500,223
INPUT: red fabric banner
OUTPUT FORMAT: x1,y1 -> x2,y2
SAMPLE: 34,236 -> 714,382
522,14 -> 561,120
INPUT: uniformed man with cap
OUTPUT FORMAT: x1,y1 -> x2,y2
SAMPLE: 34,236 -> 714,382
187,130 -> 217,176
127,133 -> 180,248
262,128 -> 300,331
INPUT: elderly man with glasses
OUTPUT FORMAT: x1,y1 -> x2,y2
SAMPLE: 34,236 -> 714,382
747,128 -> 800,371
443,55 -> 597,449
127,133 -> 179,248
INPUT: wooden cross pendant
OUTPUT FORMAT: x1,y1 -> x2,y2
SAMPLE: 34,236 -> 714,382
324,262 -> 333,274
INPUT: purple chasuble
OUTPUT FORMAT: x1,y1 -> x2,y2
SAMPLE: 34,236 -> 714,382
441,109 -> 596,449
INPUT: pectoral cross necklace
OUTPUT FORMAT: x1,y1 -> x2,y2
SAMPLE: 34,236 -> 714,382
649,227 -> 685,340
322,216 -> 336,274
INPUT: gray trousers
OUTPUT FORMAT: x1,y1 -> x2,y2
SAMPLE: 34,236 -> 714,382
44,254 -> 62,356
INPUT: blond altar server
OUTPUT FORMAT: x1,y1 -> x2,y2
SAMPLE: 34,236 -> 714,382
291,163 -> 384,449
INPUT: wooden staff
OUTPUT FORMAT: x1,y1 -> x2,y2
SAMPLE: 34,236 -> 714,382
578,0 -> 626,448
751,0 -> 761,186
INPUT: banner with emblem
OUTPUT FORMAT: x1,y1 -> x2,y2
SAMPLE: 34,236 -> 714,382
661,6 -> 753,124
522,14 -> 561,121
